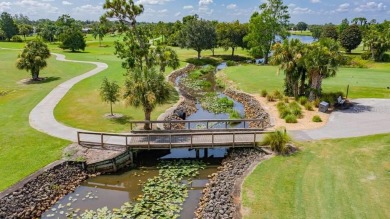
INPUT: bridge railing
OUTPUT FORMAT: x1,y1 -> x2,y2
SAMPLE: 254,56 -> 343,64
77,130 -> 274,149
129,119 -> 267,131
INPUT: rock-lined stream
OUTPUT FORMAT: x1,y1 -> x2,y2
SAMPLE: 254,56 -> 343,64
41,63 -> 247,218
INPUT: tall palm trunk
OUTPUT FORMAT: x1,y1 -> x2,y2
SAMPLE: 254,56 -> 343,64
144,109 -> 152,130
309,71 -> 321,101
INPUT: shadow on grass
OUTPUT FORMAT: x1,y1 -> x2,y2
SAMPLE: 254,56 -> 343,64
110,115 -> 133,125
213,54 -> 250,62
20,76 -> 61,85
185,57 -> 221,66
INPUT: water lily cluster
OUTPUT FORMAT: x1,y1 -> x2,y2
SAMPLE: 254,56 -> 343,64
80,160 -> 206,219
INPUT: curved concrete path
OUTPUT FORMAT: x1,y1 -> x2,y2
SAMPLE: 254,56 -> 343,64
4,47 -> 389,142
29,53 -> 108,142
291,98 -> 390,141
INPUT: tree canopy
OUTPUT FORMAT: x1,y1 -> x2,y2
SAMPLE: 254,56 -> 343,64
245,0 -> 290,64
16,40 -> 51,80
339,24 -> 362,53
178,18 -> 217,59
216,21 -> 247,57
103,0 -> 179,129
0,12 -> 18,41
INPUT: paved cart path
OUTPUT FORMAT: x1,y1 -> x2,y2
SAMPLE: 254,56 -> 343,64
2,47 -> 387,143
291,98 -> 390,141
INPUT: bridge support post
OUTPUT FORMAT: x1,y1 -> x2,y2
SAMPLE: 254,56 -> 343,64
196,149 -> 200,159
204,148 -> 208,159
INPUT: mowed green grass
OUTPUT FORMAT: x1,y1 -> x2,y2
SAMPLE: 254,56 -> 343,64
223,62 -> 390,98
243,134 -> 390,219
0,48 -> 95,191
53,41 -> 186,132
54,39 -> 249,132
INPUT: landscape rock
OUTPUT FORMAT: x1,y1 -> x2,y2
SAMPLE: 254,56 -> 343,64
195,149 -> 265,219
0,162 -> 89,219
224,88 -> 271,129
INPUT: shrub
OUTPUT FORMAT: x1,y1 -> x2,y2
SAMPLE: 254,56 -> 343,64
305,102 -> 314,111
312,115 -> 322,122
186,57 -> 220,66
261,128 -> 291,155
349,57 -> 369,68
272,90 -> 283,100
226,60 -> 236,66
261,89 -> 268,97
11,35 -> 23,42
298,96 -> 308,106
229,110 -> 243,122
285,115 -> 298,123
266,94 -> 276,102
361,51 -> 372,60
283,96 -> 290,103
313,98 -> 321,108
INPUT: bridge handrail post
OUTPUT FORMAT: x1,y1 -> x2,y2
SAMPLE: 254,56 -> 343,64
206,121 -> 209,130
244,121 -> 246,129
130,122 -> 133,131
148,135 -> 151,150
190,134 -> 193,149
125,136 -> 128,146
77,132 -> 80,145
233,133 -> 235,148
212,133 -> 214,147
170,134 -> 172,149
101,133 -> 104,148
253,133 -> 256,147
188,121 -> 190,130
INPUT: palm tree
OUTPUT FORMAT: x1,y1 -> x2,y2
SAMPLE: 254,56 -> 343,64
123,68 -> 171,130
271,39 -> 306,97
304,38 -> 342,101
16,40 -> 51,81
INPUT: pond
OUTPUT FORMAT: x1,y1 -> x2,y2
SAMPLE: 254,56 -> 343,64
42,64 -> 244,218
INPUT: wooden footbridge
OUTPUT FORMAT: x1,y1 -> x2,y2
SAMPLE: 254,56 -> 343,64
77,119 -> 272,150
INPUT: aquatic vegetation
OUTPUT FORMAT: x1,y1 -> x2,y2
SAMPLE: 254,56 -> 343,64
80,160 -> 206,219
201,93 -> 234,114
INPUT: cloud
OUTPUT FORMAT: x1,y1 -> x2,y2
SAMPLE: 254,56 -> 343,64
354,2 -> 387,12
14,0 -> 58,13
175,12 -> 181,17
288,4 -> 314,14
199,0 -> 213,7
135,0 -> 172,5
158,9 -> 168,13
183,5 -> 193,10
0,2 -> 12,11
227,4 -> 237,9
310,0 -> 320,3
62,1 -> 72,5
74,4 -> 103,14
336,3 -> 350,12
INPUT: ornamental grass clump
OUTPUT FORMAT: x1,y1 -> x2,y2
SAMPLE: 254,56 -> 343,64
298,96 -> 308,105
261,89 -> 268,97
305,102 -> 314,111
285,114 -> 298,123
312,115 -> 322,122
261,128 -> 291,155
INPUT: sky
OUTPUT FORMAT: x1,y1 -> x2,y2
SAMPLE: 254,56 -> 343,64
0,0 -> 389,24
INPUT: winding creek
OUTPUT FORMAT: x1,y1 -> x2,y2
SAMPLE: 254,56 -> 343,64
41,35 -> 312,218
42,61 -> 241,218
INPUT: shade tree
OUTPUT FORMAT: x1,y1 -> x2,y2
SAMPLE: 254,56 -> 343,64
339,24 -> 362,53
245,0 -> 290,64
216,21 -> 247,57
16,40 -> 51,80
0,12 -> 18,41
103,0 -> 179,129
